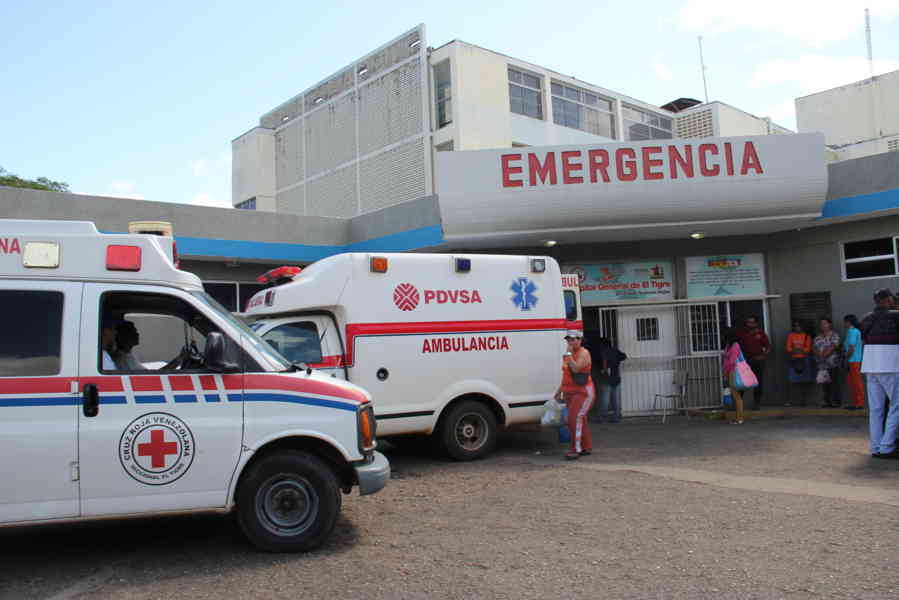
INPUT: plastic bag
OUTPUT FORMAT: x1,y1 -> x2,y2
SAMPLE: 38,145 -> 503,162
540,398 -> 562,426
722,387 -> 734,409
816,368 -> 831,384
558,406 -> 570,443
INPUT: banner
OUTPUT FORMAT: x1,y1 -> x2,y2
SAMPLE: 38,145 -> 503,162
566,261 -> 674,305
686,253 -> 766,298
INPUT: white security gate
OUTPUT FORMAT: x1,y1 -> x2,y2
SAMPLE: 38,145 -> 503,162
600,302 -> 722,416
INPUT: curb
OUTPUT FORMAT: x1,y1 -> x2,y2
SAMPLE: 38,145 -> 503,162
694,407 -> 869,421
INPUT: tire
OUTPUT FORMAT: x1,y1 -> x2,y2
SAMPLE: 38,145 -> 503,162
236,450 -> 341,552
438,400 -> 497,461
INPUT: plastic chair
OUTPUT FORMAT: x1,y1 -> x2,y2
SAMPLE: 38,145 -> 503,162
653,370 -> 688,423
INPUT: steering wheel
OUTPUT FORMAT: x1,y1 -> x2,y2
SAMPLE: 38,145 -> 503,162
162,342 -> 204,371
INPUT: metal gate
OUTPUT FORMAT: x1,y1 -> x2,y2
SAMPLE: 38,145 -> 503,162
599,303 -> 722,416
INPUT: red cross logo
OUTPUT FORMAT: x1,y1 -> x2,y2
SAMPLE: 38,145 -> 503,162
138,429 -> 179,468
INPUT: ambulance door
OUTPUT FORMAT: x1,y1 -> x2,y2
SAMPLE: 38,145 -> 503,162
256,316 -> 345,379
76,284 -> 245,516
0,282 -> 82,523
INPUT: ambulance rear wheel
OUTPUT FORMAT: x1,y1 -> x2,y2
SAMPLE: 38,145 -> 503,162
236,450 -> 341,552
439,400 -> 497,461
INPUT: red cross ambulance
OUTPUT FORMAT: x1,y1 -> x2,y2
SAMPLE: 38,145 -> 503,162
245,253 -> 583,460
0,220 -> 388,552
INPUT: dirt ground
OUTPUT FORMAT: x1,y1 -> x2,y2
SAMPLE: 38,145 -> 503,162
2,416 -> 897,600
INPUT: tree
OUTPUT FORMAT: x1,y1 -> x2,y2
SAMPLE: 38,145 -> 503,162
0,165 -> 70,192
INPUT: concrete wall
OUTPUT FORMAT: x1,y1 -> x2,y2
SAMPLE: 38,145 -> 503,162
231,127 -> 275,209
797,69 -> 899,146
830,136 -> 899,162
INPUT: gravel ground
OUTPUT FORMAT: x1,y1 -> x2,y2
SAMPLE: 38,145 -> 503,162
1,416 -> 897,600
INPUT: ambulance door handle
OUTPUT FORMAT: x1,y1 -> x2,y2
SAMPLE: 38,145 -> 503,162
82,384 -> 99,418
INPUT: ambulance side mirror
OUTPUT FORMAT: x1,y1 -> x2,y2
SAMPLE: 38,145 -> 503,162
205,332 -> 240,373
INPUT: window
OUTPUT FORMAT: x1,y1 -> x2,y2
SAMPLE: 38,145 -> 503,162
100,292 -> 252,373
261,321 -> 323,365
551,82 -> 616,138
636,317 -> 659,341
842,237 -> 898,280
235,197 -> 256,210
203,281 -> 267,313
689,304 -> 719,352
622,105 -> 673,141
564,290 -> 578,321
0,290 -> 64,376
434,61 -> 452,128
508,67 -> 543,120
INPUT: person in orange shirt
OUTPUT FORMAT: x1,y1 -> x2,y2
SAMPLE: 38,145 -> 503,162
785,320 -> 814,406
554,330 -> 594,460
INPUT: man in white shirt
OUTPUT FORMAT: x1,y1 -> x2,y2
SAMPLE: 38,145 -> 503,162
100,316 -> 118,371
860,288 -> 899,459
113,320 -> 144,370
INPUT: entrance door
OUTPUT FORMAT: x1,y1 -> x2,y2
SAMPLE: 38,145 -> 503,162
614,306 -> 678,415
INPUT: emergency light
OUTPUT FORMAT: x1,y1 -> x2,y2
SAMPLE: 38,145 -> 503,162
455,258 -> 471,273
257,265 -> 302,285
370,257 -> 388,273
530,258 -> 546,273
22,242 -> 60,268
106,245 -> 142,271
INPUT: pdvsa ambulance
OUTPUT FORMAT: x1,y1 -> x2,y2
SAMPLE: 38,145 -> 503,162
0,220 -> 388,552
245,253 -> 582,460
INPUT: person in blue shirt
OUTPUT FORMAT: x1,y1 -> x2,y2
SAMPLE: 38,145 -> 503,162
843,314 -> 864,410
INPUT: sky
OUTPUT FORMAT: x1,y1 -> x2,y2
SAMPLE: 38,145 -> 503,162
1,0 -> 897,208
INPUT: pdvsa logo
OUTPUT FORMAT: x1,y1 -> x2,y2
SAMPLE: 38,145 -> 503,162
393,283 -> 483,311
119,413 -> 195,486
393,283 -> 420,311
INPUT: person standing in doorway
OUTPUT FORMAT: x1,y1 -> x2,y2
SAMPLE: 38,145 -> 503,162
843,314 -> 865,410
785,320 -> 814,406
814,317 -> 842,408
554,330 -> 593,460
594,337 -> 627,424
722,328 -> 745,425
860,289 -> 899,459
737,315 -> 770,410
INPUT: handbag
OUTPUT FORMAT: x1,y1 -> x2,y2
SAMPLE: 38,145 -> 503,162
733,349 -> 758,391
722,387 -> 734,409
567,351 -> 590,386
558,406 -> 571,443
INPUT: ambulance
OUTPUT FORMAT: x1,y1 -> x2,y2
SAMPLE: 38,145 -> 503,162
0,220 -> 388,552
245,253 -> 582,460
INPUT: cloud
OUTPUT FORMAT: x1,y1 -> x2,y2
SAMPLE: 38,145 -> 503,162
190,193 -> 231,208
190,159 -> 210,177
751,54 -> 899,93
760,99 -> 798,130
108,181 -> 145,200
651,53 -> 674,82
676,0 -> 899,47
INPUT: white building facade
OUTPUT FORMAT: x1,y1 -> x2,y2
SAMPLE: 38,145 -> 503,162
232,25 -> 790,217
796,69 -> 899,162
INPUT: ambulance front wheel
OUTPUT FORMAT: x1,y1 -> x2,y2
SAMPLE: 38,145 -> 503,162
236,450 -> 341,552
438,400 -> 497,461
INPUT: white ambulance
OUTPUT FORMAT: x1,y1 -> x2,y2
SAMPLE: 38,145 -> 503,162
245,253 -> 582,460
0,220 -> 388,552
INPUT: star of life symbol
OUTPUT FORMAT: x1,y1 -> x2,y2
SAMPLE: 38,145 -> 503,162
393,283 -> 420,311
119,413 -> 195,486
511,277 -> 538,311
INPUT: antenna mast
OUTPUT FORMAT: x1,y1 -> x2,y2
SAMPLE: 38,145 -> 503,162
865,8 -> 874,78
698,36 -> 709,103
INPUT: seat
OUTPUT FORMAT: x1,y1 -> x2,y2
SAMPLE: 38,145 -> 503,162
653,370 -> 689,423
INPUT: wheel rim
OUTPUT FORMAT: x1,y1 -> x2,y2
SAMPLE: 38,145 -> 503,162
255,473 -> 320,536
454,412 -> 489,451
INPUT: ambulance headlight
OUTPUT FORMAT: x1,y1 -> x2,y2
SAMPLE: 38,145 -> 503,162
357,405 -> 377,454
531,258 -> 546,273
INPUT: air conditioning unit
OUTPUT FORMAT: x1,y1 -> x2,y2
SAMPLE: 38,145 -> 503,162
128,221 -> 173,236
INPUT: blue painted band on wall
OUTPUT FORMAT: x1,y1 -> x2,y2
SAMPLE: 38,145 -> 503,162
821,188 -> 899,219
171,224 -> 444,262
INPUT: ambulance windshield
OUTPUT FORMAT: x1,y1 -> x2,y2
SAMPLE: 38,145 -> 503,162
190,291 -> 292,371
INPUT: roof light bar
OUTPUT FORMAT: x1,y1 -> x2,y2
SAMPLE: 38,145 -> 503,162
257,265 -> 302,285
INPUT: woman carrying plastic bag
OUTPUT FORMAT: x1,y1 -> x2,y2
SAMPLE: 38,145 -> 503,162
722,328 -> 757,425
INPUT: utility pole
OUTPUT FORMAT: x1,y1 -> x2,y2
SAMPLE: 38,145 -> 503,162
865,8 -> 874,78
698,36 -> 709,104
